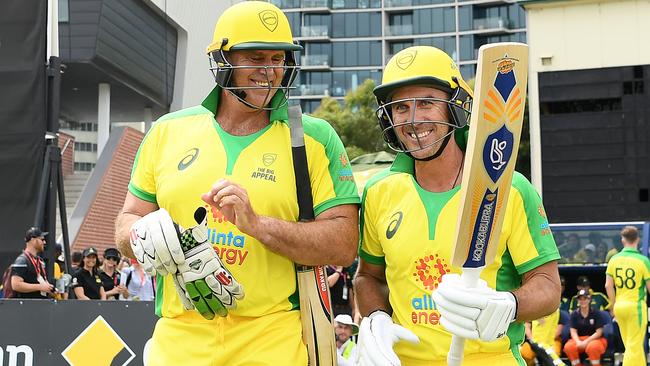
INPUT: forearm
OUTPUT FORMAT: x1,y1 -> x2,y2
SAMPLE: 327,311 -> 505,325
328,271 -> 342,287
251,212 -> 358,266
354,273 -> 391,316
74,287 -> 90,300
115,212 -> 142,258
512,261 -> 561,322
585,329 -> 603,342
13,281 -> 41,293
605,277 -> 615,310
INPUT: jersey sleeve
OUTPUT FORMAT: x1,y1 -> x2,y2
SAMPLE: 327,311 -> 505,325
302,115 -> 360,216
10,255 -> 29,279
128,122 -> 163,203
70,271 -> 83,289
507,173 -> 560,274
359,183 -> 385,265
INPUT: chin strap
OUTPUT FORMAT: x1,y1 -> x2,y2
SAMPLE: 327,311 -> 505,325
408,130 -> 453,162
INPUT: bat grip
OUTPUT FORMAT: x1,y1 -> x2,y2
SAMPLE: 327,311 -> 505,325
447,268 -> 482,366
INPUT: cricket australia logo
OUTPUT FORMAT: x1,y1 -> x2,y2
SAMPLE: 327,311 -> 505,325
259,10 -> 278,32
263,153 -> 277,167
396,50 -> 417,70
385,211 -> 403,239
483,125 -> 513,183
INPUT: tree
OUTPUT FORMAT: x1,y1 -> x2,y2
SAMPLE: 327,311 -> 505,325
312,79 -> 387,160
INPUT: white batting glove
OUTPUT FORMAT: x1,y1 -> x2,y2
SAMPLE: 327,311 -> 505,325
432,273 -> 517,342
130,207 -> 244,319
357,311 -> 419,366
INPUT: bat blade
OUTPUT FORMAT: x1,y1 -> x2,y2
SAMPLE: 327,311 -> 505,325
447,42 -> 529,366
296,264 -> 337,366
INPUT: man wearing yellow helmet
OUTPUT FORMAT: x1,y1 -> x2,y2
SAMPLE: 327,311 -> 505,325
354,46 -> 561,366
115,2 -> 360,365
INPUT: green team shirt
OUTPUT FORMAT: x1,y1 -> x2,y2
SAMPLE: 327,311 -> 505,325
568,290 -> 610,311
606,247 -> 650,304
130,87 -> 360,318
359,153 -> 559,362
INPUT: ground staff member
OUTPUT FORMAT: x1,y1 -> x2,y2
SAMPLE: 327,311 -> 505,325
605,226 -> 650,366
354,46 -> 561,366
115,2 -> 359,365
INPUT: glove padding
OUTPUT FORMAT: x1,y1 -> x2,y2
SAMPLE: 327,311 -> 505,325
432,273 -> 517,341
130,207 -> 244,319
357,311 -> 419,366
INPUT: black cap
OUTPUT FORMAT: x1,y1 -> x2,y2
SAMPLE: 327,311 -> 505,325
25,227 -> 48,241
104,248 -> 121,260
577,275 -> 590,287
577,289 -> 591,298
82,247 -> 98,257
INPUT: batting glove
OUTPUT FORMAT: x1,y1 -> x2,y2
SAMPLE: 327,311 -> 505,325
357,311 -> 419,366
130,207 -> 244,319
432,273 -> 517,342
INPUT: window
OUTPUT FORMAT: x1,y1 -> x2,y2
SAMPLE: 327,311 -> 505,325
58,0 -> 69,23
540,98 -> 622,115
332,12 -> 381,38
331,41 -> 381,67
74,162 -> 96,172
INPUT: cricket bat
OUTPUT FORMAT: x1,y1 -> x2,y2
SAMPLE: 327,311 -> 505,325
296,264 -> 337,366
447,42 -> 529,366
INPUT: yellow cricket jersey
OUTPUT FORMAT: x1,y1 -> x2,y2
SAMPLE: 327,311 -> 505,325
606,248 -> 650,308
531,309 -> 560,346
359,153 -> 560,363
129,86 -> 359,319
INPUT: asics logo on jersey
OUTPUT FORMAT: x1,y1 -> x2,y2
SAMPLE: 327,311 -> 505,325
178,148 -> 199,170
386,211 -> 403,239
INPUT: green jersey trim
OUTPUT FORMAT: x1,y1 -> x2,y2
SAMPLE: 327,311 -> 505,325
289,274 -> 300,311
314,196 -> 360,217
359,248 -> 386,265
212,120 -> 274,175
617,248 -> 650,272
412,178 -> 460,240
157,105 -> 211,122
155,274 -> 164,317
128,182 -> 157,203
200,85 -> 289,122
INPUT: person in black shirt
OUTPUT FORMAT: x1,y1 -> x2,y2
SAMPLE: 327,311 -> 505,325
563,289 -> 608,365
10,227 -> 54,299
99,248 -> 127,300
71,247 -> 106,300
327,264 -> 354,316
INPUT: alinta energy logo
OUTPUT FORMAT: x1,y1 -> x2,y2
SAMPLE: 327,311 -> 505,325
178,148 -> 199,171
62,316 -> 135,366
409,253 -> 449,326
396,49 -> 417,70
258,10 -> 278,32
204,204 -> 249,266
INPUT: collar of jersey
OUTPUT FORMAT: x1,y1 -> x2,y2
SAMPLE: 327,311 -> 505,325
621,247 -> 640,253
389,153 -> 416,175
201,85 -> 289,122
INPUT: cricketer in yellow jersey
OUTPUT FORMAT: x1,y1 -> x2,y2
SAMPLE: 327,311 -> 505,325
605,226 -> 650,366
115,2 -> 359,365
354,46 -> 561,366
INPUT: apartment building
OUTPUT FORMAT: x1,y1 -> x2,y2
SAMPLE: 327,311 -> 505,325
272,0 -> 527,112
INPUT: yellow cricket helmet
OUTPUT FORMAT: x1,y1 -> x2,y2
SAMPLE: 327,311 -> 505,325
207,1 -> 302,110
206,1 -> 302,53
373,46 -> 474,156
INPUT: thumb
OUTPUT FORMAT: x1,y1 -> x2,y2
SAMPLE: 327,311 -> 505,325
392,324 -> 419,344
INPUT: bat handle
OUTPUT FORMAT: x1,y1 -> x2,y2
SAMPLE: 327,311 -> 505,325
447,268 -> 482,366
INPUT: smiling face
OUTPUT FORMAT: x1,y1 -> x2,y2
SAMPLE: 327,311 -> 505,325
334,322 -> 353,344
387,85 -> 453,160
227,49 -> 287,108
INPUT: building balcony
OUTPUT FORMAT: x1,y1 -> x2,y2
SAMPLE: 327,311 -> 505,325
473,17 -> 512,33
385,24 -> 413,37
301,54 -> 330,69
295,84 -> 330,97
384,0 -> 413,8
296,25 -> 329,40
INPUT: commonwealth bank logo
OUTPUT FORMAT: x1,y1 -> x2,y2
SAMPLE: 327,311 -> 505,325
62,316 -> 135,366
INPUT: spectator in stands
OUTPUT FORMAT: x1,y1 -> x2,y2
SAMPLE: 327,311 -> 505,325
327,264 -> 354,316
334,314 -> 359,366
605,234 -> 624,262
594,242 -> 608,263
569,276 -> 609,311
71,247 -> 106,300
9,227 -> 54,299
71,250 -> 83,272
100,248 -> 127,300
558,233 -> 580,260
117,256 -> 130,272
520,309 -> 565,366
564,289 -> 607,366
573,243 -> 597,263
120,259 -> 154,301
560,276 -> 570,312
